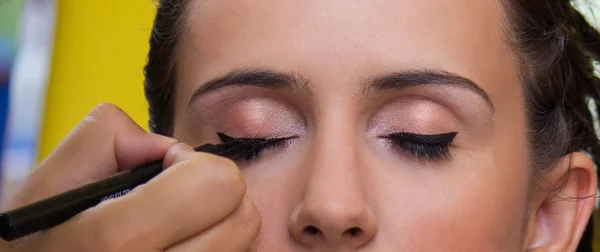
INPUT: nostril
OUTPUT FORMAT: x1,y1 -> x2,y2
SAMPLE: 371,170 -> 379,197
303,225 -> 321,236
345,227 -> 363,237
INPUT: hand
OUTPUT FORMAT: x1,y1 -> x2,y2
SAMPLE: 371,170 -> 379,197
0,103 -> 260,251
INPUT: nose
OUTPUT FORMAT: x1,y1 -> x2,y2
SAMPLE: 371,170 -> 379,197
289,199 -> 377,248
288,138 -> 377,248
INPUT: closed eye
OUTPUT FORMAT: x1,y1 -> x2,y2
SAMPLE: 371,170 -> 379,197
380,132 -> 457,161
217,132 -> 297,162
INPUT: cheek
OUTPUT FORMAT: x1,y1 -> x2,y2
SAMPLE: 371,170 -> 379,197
241,160 -> 305,248
368,138 -> 530,250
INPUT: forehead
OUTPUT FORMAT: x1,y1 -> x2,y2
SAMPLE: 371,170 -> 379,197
185,0 -> 506,42
178,0 -> 517,104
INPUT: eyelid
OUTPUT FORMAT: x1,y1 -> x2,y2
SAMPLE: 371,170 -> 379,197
190,90 -> 306,140
367,96 -> 461,139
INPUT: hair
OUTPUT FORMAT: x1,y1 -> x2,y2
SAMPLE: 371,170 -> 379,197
144,0 -> 600,250
503,1 -> 600,250
144,0 -> 187,136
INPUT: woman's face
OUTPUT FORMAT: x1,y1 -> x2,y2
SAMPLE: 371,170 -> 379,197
171,0 -> 532,250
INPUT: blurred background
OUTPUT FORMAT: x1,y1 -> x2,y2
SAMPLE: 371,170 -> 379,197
0,0 -> 155,205
0,0 -> 600,248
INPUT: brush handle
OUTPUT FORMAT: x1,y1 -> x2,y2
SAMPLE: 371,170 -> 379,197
0,160 -> 163,241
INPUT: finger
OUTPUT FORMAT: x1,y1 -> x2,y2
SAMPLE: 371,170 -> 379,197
42,143 -> 247,251
166,197 -> 261,252
8,103 -> 177,208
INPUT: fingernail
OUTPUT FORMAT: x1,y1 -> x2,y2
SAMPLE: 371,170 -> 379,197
151,133 -> 178,145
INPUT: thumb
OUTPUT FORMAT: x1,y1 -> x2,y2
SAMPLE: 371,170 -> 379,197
8,103 -> 177,208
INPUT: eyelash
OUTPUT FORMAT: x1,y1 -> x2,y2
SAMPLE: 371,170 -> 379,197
218,133 -> 295,162
219,132 -> 458,163
240,138 -> 291,161
381,132 -> 458,161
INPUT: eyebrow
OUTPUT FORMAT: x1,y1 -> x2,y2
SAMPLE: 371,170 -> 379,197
365,69 -> 494,110
189,68 -> 493,110
188,69 -> 310,106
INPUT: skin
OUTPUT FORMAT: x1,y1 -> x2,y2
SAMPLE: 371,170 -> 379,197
0,0 -> 596,251
172,0 -> 596,251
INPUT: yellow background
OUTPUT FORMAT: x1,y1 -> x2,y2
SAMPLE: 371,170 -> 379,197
39,0 -> 156,160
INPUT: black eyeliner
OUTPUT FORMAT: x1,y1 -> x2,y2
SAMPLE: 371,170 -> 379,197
0,136 -> 282,242
217,132 -> 295,161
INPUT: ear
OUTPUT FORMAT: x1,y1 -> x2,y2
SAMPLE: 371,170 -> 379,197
526,152 -> 597,252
